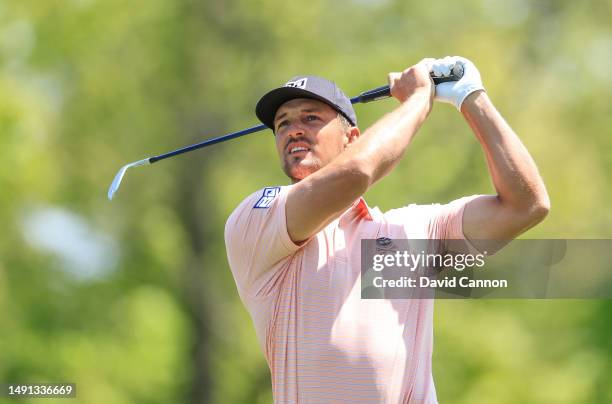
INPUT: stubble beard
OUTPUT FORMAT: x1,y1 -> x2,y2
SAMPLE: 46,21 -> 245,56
284,156 -> 321,183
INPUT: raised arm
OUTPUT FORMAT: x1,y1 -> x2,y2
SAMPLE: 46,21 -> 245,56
283,61 -> 435,243
460,91 -> 550,246
430,56 -> 549,251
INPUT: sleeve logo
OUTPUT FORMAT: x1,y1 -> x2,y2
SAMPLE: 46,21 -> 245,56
254,187 -> 281,209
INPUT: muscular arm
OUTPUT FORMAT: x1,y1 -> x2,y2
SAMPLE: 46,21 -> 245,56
286,64 -> 434,243
460,91 -> 550,250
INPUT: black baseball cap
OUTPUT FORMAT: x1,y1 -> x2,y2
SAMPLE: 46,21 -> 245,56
255,75 -> 357,130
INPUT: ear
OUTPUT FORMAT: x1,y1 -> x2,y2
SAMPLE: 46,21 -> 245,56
343,126 -> 361,149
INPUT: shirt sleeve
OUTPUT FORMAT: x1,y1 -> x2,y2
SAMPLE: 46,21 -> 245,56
385,195 -> 483,254
224,185 -> 303,298
426,195 -> 483,255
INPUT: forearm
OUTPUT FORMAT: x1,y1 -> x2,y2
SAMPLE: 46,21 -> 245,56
462,91 -> 549,212
333,89 -> 432,186
292,90 -> 431,224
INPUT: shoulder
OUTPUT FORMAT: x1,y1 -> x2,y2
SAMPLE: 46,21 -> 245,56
225,185 -> 289,234
224,185 -> 302,294
228,185 -> 286,215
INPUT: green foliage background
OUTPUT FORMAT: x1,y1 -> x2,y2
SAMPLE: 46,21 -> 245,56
1,0 -> 611,402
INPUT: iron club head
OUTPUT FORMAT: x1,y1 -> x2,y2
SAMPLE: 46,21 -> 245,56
107,158 -> 150,200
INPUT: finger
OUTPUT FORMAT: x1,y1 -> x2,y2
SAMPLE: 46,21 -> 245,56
452,62 -> 465,78
387,72 -> 401,85
451,56 -> 467,71
432,62 -> 442,76
441,63 -> 452,76
436,57 -> 457,77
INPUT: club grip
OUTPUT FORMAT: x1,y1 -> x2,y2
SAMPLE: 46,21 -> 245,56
354,64 -> 464,104
354,85 -> 391,104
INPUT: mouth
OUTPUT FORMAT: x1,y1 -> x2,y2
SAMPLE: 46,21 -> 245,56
285,141 -> 311,157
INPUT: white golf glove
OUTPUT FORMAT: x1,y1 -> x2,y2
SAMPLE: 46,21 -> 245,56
432,56 -> 484,110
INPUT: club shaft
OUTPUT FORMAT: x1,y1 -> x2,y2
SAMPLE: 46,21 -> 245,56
147,88 -> 384,164
149,123 -> 267,163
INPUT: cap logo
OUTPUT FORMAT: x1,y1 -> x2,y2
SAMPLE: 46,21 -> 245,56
284,78 -> 308,89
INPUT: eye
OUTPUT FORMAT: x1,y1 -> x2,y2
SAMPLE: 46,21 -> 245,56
275,120 -> 288,131
305,115 -> 319,122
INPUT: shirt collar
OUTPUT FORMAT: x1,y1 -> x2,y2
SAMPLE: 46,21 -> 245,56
349,197 -> 373,221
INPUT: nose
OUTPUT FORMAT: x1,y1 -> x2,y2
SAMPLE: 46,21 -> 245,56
276,121 -> 306,144
285,121 -> 306,138
276,121 -> 308,151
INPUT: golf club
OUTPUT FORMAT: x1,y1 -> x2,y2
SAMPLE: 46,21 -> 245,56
108,63 -> 464,200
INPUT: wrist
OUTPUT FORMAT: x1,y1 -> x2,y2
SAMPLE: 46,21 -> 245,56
403,87 -> 434,114
460,90 -> 488,115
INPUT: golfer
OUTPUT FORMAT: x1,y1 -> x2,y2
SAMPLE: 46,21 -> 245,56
225,57 -> 549,403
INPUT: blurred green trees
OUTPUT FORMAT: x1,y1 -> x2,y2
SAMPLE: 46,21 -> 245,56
1,0 -> 611,402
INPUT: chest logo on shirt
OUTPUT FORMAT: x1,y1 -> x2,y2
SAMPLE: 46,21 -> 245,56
254,187 -> 280,209
375,237 -> 396,252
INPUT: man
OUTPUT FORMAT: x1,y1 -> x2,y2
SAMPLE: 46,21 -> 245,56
224,57 -> 549,403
